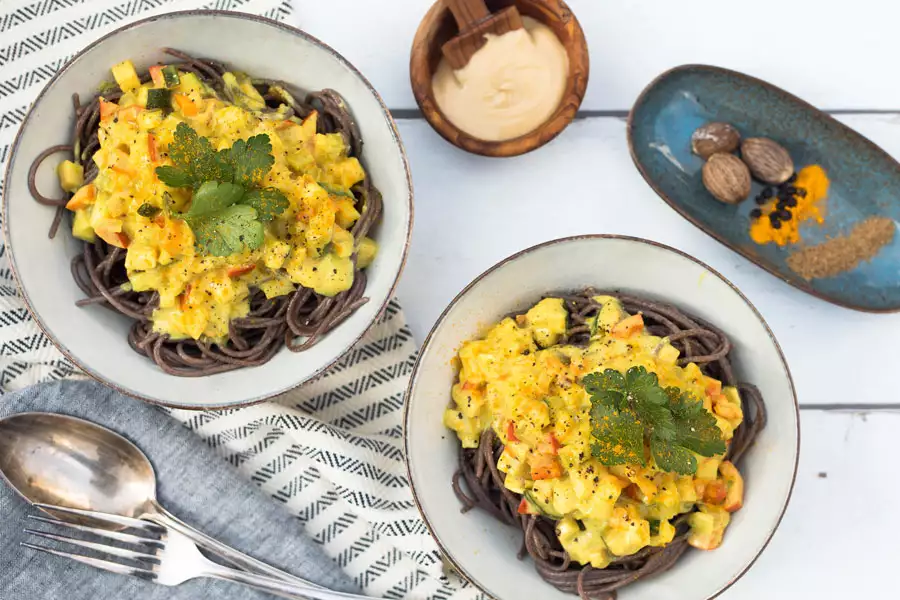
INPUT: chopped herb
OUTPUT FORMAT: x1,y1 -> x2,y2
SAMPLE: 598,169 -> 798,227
583,366 -> 725,475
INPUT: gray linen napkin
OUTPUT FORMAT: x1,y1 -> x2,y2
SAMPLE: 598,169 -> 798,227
0,380 -> 360,599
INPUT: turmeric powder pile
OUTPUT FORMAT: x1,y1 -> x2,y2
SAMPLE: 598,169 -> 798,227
749,165 -> 830,246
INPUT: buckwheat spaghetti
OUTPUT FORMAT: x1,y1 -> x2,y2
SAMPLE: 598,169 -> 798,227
452,290 -> 767,600
28,49 -> 382,376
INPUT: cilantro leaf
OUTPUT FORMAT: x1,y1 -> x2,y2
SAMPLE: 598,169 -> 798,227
164,122 -> 233,188
650,435 -> 697,475
186,205 -> 265,257
585,364 -> 725,475
671,392 -> 727,457
590,403 -> 645,467
241,187 -> 289,222
188,181 -> 246,216
155,166 -> 193,188
626,366 -> 669,406
228,134 -> 274,187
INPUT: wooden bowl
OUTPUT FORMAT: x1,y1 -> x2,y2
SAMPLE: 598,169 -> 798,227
410,0 -> 589,157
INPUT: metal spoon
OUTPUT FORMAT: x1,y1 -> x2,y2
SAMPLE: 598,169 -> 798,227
0,412 -> 322,590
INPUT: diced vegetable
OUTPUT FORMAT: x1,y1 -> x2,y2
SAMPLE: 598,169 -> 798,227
137,203 -> 161,218
611,314 -> 644,339
148,65 -> 166,88
57,160 -> 84,193
226,265 -> 256,278
147,133 -> 158,163
65,184 -> 95,210
530,455 -> 562,480
111,60 -> 140,93
146,88 -> 172,111
162,65 -> 180,88
117,105 -> 142,123
355,237 -> 378,269
507,421 -> 519,443
99,99 -> 119,121
173,93 -> 198,116
71,208 -> 95,242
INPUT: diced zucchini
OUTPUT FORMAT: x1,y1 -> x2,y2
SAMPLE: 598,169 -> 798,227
146,88 -> 172,111
356,237 -> 378,269
162,65 -> 180,88
57,160 -> 84,193
111,59 -> 140,93
71,208 -> 95,242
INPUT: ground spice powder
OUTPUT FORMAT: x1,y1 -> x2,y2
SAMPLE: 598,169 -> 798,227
749,165 -> 829,246
786,216 -> 896,280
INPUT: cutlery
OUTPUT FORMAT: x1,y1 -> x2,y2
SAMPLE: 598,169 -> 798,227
22,504 -> 378,600
0,412 -> 317,588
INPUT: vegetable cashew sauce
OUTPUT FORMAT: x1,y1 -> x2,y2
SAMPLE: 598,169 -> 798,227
444,292 -> 767,597
432,17 -> 568,142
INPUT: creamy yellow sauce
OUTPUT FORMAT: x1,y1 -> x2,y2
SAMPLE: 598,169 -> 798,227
444,296 -> 746,567
61,60 -> 377,342
432,17 -> 569,142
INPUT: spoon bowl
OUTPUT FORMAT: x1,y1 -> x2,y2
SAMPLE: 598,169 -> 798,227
0,412 -> 157,525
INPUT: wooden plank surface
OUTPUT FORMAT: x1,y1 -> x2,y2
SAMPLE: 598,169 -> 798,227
726,410 -> 898,598
295,0 -> 900,112
393,114 -> 900,407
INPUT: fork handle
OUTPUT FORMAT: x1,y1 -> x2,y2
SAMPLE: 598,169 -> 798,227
146,503 -> 323,590
203,562 -> 378,600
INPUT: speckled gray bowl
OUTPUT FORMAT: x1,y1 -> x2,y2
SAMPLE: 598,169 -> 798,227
2,11 -> 413,409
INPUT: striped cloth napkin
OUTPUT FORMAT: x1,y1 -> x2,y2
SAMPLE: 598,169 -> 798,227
0,1 -> 481,598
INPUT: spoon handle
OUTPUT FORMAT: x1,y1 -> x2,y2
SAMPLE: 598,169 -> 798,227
147,503 -> 322,589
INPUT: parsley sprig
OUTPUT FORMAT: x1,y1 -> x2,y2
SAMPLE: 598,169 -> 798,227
583,366 -> 726,475
155,123 -> 289,257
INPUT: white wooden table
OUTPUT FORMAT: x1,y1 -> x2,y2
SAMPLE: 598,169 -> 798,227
296,2 -> 899,597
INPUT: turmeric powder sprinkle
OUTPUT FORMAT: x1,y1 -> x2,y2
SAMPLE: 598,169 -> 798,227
749,165 -> 830,246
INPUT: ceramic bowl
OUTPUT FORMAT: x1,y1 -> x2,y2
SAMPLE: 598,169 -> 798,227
629,64 -> 900,313
2,11 -> 413,409
410,0 -> 589,157
404,235 -> 798,600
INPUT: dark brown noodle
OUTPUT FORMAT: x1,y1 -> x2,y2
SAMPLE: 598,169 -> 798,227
29,49 -> 382,376
452,290 -> 768,600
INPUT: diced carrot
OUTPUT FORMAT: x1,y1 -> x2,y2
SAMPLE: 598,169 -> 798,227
703,481 -> 727,505
113,232 -> 130,248
537,433 -> 560,456
147,133 -> 158,163
461,381 -> 477,392
180,284 -> 192,311
111,163 -> 134,176
530,455 -> 562,481
507,421 -> 519,443
611,314 -> 644,339
99,99 -> 119,121
517,498 -> 538,515
148,65 -> 165,88
65,184 -> 95,210
705,379 -> 723,398
227,264 -> 256,278
275,119 -> 296,130
173,93 -> 198,116
153,214 -> 166,228
117,105 -> 143,123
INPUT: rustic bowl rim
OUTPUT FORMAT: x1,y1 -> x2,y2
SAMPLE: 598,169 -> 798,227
403,233 -> 800,600
1,9 -> 414,410
627,62 -> 900,314
409,0 -> 589,157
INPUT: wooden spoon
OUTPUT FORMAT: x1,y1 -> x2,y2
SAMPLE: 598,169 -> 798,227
441,0 -> 524,70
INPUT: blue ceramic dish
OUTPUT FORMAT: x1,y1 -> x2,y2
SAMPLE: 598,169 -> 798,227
628,64 -> 900,313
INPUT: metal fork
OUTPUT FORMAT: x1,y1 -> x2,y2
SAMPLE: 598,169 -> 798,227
22,504 -> 379,600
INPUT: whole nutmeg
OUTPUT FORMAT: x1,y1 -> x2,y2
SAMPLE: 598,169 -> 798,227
691,122 -> 741,160
741,137 -> 794,184
702,153 -> 751,204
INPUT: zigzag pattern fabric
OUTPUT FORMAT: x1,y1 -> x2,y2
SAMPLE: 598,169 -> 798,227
0,1 -> 483,597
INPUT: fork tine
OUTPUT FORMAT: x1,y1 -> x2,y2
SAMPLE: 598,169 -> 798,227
32,503 -> 164,532
27,515 -> 164,548
21,543 -> 158,580
24,529 -> 160,564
